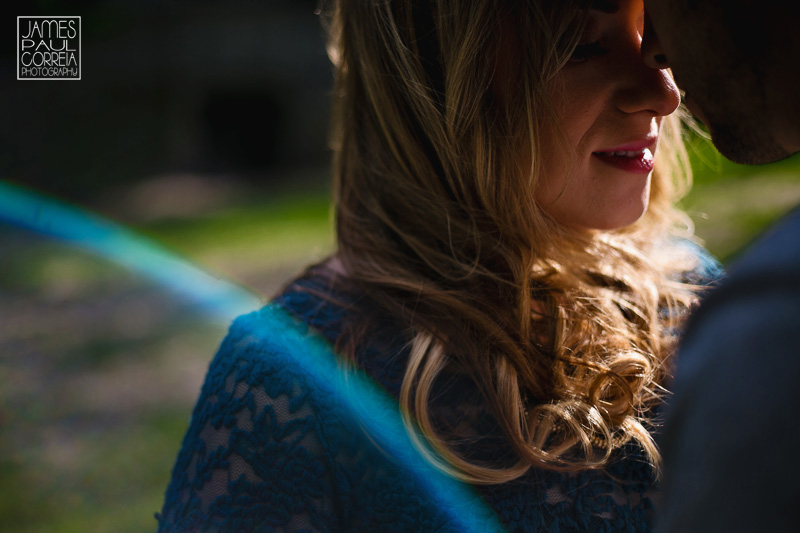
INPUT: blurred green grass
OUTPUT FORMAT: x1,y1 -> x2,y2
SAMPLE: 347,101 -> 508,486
0,410 -> 189,533
682,134 -> 800,263
142,192 -> 333,263
140,190 -> 335,296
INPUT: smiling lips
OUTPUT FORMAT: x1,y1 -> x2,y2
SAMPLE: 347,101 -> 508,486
592,140 -> 656,174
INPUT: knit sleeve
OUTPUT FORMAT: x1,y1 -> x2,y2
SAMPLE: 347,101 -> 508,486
156,314 -> 340,532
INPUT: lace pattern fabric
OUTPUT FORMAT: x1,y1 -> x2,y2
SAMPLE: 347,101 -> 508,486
157,245 -> 724,532
158,306 -> 488,532
158,329 -> 337,532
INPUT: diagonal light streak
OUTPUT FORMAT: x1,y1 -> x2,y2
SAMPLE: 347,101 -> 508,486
0,180 -> 262,321
0,180 -> 505,531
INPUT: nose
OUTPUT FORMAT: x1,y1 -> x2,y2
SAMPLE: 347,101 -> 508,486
641,11 -> 669,69
615,16 -> 680,117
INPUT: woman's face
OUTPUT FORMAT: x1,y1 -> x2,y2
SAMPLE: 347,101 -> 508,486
535,0 -> 680,231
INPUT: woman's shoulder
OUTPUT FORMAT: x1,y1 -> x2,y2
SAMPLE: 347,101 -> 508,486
157,302 -> 350,531
160,270 -> 440,530
273,261 -> 412,396
210,302 -> 331,380
165,277 -> 502,532
210,261 -> 352,377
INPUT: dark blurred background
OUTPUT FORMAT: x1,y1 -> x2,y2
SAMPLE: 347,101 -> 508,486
3,0 -> 332,204
1,1 -> 799,531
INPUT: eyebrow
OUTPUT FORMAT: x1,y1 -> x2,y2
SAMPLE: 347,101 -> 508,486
591,0 -> 620,13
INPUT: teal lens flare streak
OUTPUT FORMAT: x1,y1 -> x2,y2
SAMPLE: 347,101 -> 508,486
0,180 -> 505,531
0,180 -> 262,321
248,304 -> 506,533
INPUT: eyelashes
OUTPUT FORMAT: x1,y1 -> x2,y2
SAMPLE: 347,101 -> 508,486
569,41 -> 610,62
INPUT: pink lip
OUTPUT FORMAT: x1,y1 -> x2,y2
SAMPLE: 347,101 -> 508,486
592,138 -> 657,174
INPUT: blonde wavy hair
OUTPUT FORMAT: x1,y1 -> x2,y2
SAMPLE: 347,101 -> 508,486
321,0 -> 701,484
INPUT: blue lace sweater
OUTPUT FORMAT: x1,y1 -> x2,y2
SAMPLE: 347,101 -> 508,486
158,245 -> 723,532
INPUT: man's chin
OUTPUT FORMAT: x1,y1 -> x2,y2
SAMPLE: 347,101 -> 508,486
709,124 -> 796,165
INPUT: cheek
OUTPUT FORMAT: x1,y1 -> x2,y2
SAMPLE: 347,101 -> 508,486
534,79 -> 604,207
533,150 -> 570,209
542,72 -> 609,164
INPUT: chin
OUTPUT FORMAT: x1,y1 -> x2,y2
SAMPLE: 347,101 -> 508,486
581,208 -> 647,232
546,197 -> 649,232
